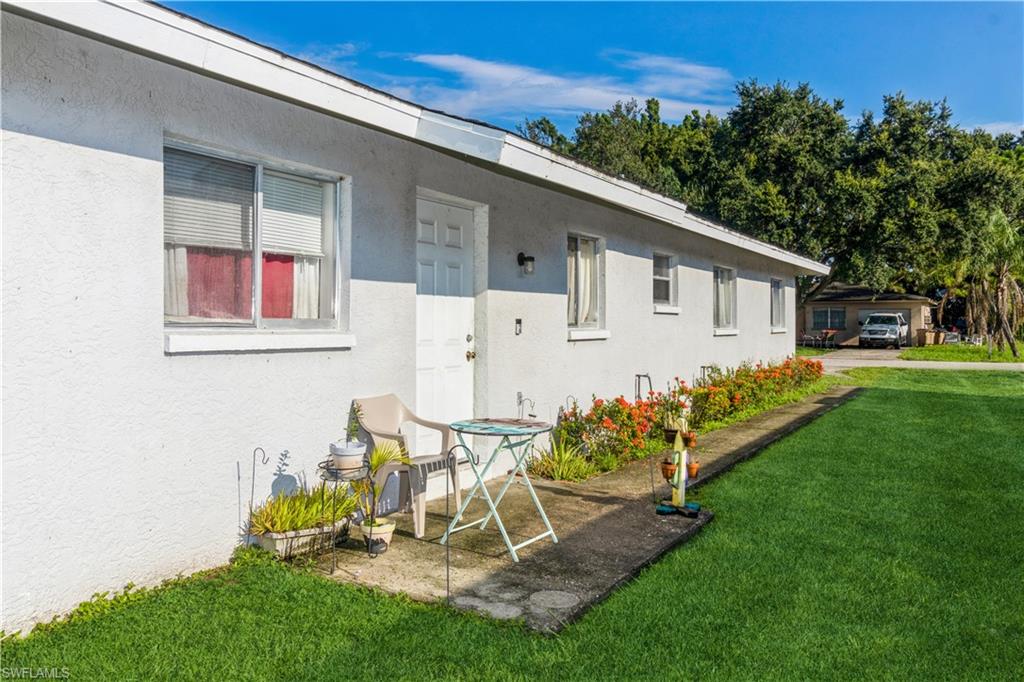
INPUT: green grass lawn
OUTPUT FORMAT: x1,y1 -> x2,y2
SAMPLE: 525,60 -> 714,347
794,345 -> 834,357
900,343 -> 1022,363
4,370 -> 1023,680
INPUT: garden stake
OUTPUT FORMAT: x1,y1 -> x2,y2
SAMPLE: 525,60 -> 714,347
443,442 -> 474,607
248,447 -> 270,537
635,373 -> 657,504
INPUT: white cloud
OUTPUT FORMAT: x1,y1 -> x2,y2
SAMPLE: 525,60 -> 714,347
973,121 -> 1023,136
289,41 -> 734,123
388,51 -> 734,121
602,49 -> 733,98
295,42 -> 362,71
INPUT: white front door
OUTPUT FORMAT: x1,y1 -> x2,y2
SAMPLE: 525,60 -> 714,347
414,196 -> 476,455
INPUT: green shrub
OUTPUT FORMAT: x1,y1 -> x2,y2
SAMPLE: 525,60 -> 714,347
556,395 -> 663,469
249,484 -> 357,535
688,357 -> 824,428
537,357 -> 827,481
529,434 -> 597,482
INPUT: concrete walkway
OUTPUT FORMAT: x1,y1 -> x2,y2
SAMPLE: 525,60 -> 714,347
819,348 -> 1024,373
320,384 -> 861,632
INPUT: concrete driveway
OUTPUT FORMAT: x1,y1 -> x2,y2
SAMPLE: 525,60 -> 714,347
818,348 -> 1024,372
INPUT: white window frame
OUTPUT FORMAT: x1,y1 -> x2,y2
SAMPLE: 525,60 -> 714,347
162,138 -> 353,353
713,265 -> 738,334
567,232 -> 606,336
652,252 -> 680,314
770,277 -> 786,332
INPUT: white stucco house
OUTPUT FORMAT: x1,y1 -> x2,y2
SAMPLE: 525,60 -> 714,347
0,1 -> 829,631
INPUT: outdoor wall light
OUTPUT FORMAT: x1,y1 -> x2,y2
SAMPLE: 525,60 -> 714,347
517,252 -> 536,275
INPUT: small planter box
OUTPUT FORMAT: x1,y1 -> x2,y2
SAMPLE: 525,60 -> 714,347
916,329 -> 947,346
256,519 -> 349,558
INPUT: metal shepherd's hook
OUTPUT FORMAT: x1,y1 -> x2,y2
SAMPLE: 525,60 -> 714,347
248,447 -> 270,535
444,442 -> 475,607
634,373 -> 656,504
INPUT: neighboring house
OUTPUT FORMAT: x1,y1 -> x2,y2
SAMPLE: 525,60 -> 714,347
0,2 -> 828,630
799,284 -> 936,346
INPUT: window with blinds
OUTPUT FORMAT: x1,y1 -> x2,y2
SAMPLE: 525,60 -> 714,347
261,171 -> 327,258
164,149 -> 255,252
163,146 -> 337,326
812,307 -> 846,330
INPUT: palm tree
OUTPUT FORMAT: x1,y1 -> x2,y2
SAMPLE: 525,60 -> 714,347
966,211 -> 1023,357
352,441 -> 410,525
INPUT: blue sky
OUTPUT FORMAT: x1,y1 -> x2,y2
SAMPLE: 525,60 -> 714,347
164,2 -> 1023,135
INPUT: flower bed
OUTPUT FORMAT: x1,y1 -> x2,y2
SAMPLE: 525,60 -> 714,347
688,357 -> 824,427
536,357 -> 825,479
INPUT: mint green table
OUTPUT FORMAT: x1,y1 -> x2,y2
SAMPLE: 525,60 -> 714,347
440,418 -> 558,562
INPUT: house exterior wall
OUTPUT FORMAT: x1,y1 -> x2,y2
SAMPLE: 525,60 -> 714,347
2,14 -> 802,630
801,301 -> 931,346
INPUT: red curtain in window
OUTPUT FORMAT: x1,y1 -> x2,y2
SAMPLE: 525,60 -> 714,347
186,248 -> 252,319
261,254 -> 294,318
182,248 -> 294,320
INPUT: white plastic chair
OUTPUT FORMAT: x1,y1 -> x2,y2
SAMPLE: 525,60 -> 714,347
355,394 -> 462,538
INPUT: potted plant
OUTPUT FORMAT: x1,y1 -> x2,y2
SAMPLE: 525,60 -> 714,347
662,418 -> 683,447
659,458 -> 677,482
687,459 -> 701,479
654,378 -> 689,445
250,484 -> 357,559
331,403 -> 367,472
353,441 -> 410,556
683,431 -> 698,448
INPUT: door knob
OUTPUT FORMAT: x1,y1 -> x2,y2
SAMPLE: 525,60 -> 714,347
466,350 -> 477,361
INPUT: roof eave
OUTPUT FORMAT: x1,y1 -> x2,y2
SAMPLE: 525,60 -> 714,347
4,0 -> 831,276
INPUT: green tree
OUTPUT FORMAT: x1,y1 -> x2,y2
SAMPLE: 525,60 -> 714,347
517,116 -> 572,156
518,86 -> 1024,316
931,129 -> 1024,328
713,81 -> 851,263
570,98 -> 683,198
963,211 -> 1024,356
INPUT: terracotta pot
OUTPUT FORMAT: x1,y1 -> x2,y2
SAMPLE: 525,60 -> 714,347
662,428 -> 679,444
683,432 -> 697,448
659,460 -> 677,482
687,461 -> 700,479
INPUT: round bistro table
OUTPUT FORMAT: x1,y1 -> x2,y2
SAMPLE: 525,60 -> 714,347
439,418 -> 557,562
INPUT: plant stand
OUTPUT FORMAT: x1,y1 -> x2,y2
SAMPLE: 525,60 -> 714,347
318,459 -> 370,573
